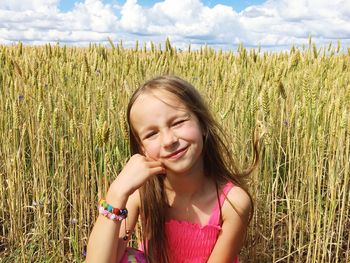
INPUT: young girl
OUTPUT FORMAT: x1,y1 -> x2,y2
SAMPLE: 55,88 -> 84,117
86,75 -> 259,263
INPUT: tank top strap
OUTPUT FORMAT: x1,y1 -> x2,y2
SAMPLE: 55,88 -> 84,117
208,182 -> 234,225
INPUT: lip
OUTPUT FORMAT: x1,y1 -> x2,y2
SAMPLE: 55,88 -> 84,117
164,146 -> 189,159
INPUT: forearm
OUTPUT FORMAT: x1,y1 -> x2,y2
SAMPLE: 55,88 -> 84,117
86,183 -> 129,263
86,154 -> 163,262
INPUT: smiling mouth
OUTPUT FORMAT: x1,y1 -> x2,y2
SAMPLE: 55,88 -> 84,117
164,146 -> 189,159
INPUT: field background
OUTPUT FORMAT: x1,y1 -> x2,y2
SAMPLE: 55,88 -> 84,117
0,40 -> 349,262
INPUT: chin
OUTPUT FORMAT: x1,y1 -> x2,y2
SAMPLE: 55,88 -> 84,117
164,163 -> 195,175
163,153 -> 203,175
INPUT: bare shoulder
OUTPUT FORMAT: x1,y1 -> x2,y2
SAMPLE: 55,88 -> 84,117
207,184 -> 252,261
222,184 -> 252,224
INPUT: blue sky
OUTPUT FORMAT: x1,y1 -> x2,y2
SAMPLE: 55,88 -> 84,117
1,0 -> 349,50
59,0 -> 265,12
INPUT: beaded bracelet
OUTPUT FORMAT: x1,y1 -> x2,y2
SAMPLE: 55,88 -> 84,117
98,199 -> 128,221
98,199 -> 131,241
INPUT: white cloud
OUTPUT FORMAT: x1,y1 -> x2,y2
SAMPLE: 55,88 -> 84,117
119,0 -> 147,31
69,0 -> 118,32
0,0 -> 59,12
239,0 -> 350,46
0,0 -> 349,50
0,0 -> 119,44
151,0 -> 205,24
118,0 -> 244,45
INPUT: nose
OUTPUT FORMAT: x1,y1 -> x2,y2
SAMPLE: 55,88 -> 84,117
161,128 -> 178,148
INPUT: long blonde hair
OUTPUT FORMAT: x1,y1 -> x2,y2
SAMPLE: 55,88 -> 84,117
126,75 -> 259,262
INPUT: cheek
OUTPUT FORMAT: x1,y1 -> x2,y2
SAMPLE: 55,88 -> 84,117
190,126 -> 204,151
142,141 -> 160,159
182,123 -> 203,143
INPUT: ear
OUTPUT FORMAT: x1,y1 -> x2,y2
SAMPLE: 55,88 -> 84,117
201,125 -> 208,139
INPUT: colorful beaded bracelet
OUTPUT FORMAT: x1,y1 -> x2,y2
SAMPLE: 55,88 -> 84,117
98,199 -> 128,221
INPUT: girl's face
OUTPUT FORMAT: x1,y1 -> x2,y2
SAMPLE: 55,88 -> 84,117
129,89 -> 204,174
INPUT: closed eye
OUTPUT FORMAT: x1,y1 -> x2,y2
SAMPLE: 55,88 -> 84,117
144,131 -> 158,139
172,119 -> 187,126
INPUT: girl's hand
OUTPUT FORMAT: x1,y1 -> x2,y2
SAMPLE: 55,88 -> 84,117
110,154 -> 165,198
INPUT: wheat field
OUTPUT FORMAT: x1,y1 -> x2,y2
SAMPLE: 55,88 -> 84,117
0,40 -> 349,262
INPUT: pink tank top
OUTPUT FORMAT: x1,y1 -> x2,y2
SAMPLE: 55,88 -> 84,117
165,182 -> 239,263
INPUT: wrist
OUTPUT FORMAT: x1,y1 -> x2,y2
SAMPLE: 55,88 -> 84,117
105,181 -> 130,207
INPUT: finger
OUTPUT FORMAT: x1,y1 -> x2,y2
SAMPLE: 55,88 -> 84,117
145,160 -> 164,167
144,155 -> 158,162
149,166 -> 166,175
